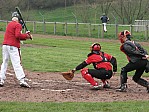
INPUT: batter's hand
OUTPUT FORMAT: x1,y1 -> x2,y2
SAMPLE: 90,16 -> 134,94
26,31 -> 33,40
145,55 -> 149,59
143,55 -> 149,59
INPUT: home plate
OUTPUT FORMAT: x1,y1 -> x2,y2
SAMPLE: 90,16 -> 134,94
41,89 -> 73,92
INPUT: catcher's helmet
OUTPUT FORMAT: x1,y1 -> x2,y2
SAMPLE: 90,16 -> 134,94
90,43 -> 101,51
118,30 -> 132,43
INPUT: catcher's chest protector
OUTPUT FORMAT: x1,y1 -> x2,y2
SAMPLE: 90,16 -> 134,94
93,52 -> 108,69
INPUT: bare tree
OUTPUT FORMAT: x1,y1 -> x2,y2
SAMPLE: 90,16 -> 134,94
111,0 -> 149,24
73,0 -> 91,23
100,0 -> 112,15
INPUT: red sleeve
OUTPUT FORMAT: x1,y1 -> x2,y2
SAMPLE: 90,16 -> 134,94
85,54 -> 102,64
15,24 -> 28,40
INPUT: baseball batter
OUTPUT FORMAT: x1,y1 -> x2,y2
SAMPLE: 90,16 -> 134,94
0,12 -> 32,88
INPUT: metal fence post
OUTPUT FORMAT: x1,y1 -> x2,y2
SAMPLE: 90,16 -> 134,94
33,21 -> 36,33
115,24 -> 118,39
76,22 -> 78,36
64,22 -> 67,36
130,24 -> 132,36
98,24 -> 100,38
88,23 -> 91,37
54,22 -> 56,35
43,21 -> 46,34
145,25 -> 148,40
101,24 -> 104,38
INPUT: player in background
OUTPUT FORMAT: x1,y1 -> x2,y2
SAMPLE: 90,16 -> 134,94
100,13 -> 109,32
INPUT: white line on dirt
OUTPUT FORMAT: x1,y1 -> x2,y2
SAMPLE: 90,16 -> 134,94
41,89 -> 73,92
43,80 -> 90,85
7,72 -> 14,76
32,82 -> 42,85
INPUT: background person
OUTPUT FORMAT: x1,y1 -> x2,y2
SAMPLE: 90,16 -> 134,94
100,13 -> 109,32
0,12 -> 32,88
71,43 -> 117,89
116,30 -> 149,92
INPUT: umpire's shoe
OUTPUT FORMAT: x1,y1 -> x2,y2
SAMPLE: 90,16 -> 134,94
20,78 -> 30,88
116,83 -> 127,92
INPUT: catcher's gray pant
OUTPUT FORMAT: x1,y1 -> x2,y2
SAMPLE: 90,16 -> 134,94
0,45 -> 26,80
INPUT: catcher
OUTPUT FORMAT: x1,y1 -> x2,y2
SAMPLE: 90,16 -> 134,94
62,43 -> 117,89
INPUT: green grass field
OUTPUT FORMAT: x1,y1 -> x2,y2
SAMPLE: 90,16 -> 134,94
0,33 -> 149,111
0,101 -> 149,112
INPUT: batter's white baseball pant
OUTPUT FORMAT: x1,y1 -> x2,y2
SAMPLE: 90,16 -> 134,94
0,45 -> 26,80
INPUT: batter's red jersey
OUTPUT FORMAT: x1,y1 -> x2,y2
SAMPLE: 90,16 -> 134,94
3,20 -> 28,48
85,53 -> 113,71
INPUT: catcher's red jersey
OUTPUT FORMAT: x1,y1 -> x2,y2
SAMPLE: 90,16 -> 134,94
85,53 -> 112,71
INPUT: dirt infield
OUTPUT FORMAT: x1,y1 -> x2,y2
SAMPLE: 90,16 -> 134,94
0,32 -> 149,102
0,68 -> 148,102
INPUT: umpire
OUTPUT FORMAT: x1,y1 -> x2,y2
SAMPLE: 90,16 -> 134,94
116,30 -> 149,92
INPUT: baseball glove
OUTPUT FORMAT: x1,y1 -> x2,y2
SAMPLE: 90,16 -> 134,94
61,70 -> 74,80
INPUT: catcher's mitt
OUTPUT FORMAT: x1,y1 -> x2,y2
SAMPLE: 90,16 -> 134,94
61,70 -> 74,80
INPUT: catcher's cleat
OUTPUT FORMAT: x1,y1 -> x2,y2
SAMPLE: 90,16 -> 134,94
0,79 -> 4,87
116,83 -> 127,92
92,85 -> 103,90
103,83 -> 110,88
103,81 -> 110,88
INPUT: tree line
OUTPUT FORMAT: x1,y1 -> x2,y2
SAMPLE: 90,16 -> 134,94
0,0 -> 149,24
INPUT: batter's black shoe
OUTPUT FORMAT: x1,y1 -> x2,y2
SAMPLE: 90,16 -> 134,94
116,83 -> 127,92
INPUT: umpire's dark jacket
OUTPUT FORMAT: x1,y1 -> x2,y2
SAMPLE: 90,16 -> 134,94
120,40 -> 148,63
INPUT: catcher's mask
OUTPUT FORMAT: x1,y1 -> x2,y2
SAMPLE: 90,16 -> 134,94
90,43 -> 101,51
118,30 -> 132,43
12,12 -> 20,20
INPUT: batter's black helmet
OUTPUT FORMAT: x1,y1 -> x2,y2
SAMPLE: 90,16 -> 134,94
12,12 -> 20,19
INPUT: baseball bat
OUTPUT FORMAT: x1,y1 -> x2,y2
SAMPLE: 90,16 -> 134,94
15,7 -> 32,40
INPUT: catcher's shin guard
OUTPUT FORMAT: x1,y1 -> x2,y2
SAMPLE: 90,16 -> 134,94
136,78 -> 149,93
81,68 -> 98,86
